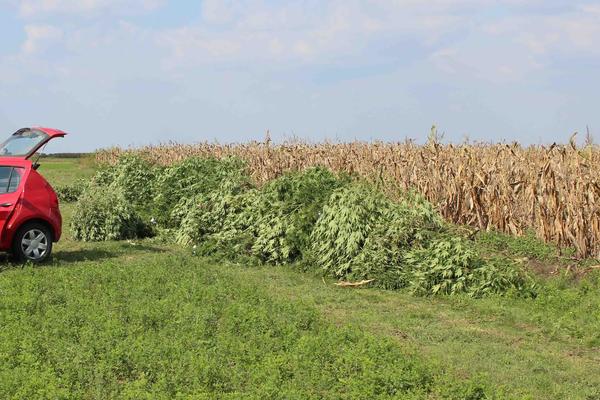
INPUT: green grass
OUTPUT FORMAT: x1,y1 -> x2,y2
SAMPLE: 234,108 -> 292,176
230,264 -> 600,399
0,157 -> 598,399
36,156 -> 96,187
473,229 -> 582,263
2,251 -> 468,399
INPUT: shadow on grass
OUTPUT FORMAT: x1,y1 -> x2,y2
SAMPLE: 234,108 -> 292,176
0,242 -> 168,273
54,243 -> 166,263
0,256 -> 15,273
0,249 -> 119,271
52,248 -> 119,263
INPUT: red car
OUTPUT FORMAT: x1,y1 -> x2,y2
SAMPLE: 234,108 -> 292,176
0,127 -> 66,262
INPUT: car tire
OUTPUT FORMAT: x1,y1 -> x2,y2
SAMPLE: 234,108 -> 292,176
12,222 -> 53,263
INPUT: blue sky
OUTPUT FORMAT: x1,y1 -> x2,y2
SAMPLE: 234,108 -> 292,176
0,0 -> 599,152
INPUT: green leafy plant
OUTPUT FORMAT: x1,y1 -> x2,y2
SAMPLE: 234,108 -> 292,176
404,237 -> 535,297
311,183 -> 443,283
153,156 -> 249,226
54,178 -> 89,202
311,183 -> 534,296
175,167 -> 346,265
175,180 -> 258,250
71,186 -> 152,241
74,154 -> 536,297
249,167 -> 346,264
475,229 -> 560,260
92,154 -> 160,207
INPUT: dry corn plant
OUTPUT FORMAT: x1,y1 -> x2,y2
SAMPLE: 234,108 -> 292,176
97,136 -> 600,259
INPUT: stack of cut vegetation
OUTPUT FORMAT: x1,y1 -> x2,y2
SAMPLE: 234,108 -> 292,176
72,154 -> 535,297
55,178 -> 89,203
97,134 -> 600,259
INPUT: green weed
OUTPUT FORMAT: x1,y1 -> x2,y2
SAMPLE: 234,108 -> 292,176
73,155 -> 537,297
0,254 -> 490,399
475,230 -> 562,260
54,178 -> 89,202
71,186 -> 152,241
154,156 -> 249,226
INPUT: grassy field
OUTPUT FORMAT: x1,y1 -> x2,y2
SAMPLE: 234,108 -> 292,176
1,157 -> 599,399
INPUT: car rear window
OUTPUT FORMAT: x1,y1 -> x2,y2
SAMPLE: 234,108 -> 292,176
0,167 -> 23,194
0,129 -> 49,157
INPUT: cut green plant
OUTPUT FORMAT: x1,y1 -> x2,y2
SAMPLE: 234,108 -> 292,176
72,154 -> 536,298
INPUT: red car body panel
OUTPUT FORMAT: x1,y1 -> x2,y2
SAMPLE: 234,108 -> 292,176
33,127 -> 67,139
0,127 -> 66,252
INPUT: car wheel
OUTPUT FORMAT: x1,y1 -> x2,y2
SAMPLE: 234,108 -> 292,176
12,222 -> 53,263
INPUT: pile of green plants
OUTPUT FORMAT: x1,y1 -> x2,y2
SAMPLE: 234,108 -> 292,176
176,167 -> 347,264
310,184 -> 534,296
154,156 -> 250,226
90,153 -> 161,209
310,184 -> 442,288
72,154 -> 535,297
71,186 -> 152,241
54,178 -> 89,202
71,155 -> 251,241
70,155 -> 161,241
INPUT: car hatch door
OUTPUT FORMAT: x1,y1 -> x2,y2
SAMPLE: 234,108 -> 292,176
0,127 -> 67,159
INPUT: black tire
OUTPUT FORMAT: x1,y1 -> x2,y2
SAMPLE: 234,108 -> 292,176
12,222 -> 53,263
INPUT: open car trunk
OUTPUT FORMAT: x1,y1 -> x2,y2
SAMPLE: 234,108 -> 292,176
0,127 -> 67,159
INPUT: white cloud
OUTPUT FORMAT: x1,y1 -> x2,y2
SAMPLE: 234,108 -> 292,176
6,0 -> 600,85
18,0 -> 164,17
21,24 -> 63,55
429,41 -> 543,83
159,1 -> 471,68
485,4 -> 600,55
579,3 -> 600,15
426,2 -> 600,82
0,58 -> 21,85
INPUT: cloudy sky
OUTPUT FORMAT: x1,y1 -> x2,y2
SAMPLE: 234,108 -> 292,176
0,0 -> 598,152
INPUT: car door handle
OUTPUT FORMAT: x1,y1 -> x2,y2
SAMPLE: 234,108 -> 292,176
0,202 -> 12,207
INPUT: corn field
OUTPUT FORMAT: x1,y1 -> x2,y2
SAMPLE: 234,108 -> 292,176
97,138 -> 600,259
